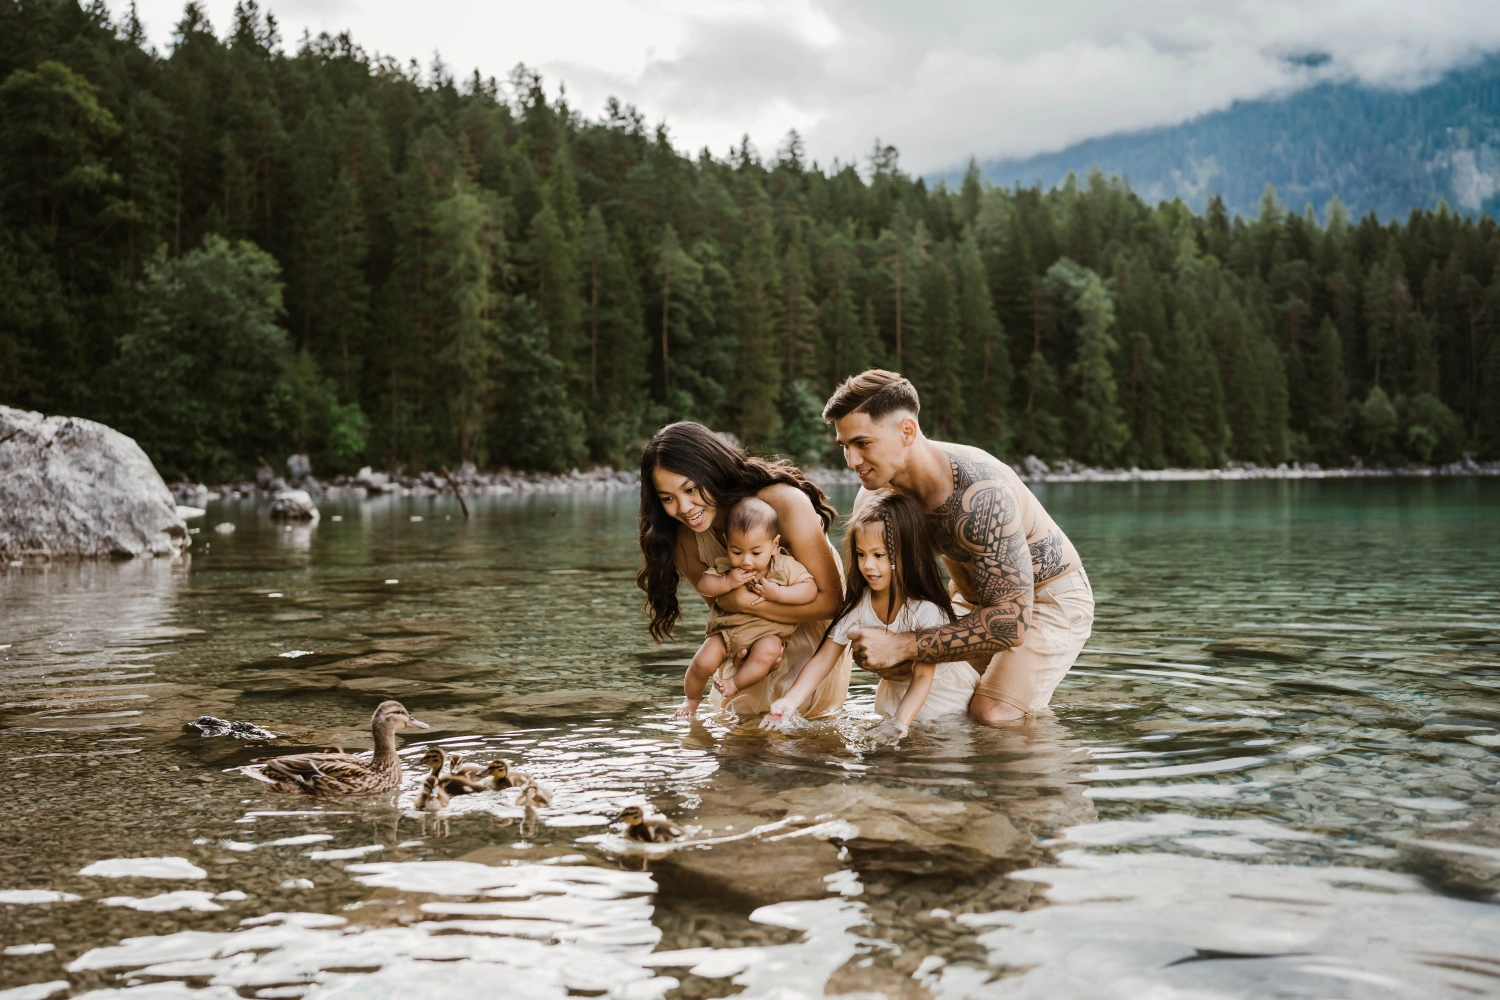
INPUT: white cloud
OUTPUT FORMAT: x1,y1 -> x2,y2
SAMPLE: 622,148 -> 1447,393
120,0 -> 1500,174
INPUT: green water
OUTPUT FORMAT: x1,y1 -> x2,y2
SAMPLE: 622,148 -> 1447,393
2,479 -> 1498,998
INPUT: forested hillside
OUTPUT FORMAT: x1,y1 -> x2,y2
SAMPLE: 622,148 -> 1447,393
973,55 -> 1500,222
3,0 -> 1499,481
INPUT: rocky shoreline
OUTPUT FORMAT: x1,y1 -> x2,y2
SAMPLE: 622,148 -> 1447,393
169,454 -> 1500,504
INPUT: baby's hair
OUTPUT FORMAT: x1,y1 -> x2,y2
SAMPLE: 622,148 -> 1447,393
826,489 -> 952,640
727,497 -> 780,540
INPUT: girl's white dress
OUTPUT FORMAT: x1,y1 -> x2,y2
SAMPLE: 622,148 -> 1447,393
829,594 -> 980,722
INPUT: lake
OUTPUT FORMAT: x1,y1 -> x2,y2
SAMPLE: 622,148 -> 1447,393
2,478 -> 1498,999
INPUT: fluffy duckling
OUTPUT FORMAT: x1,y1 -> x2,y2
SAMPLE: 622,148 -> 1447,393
448,751 -> 484,777
414,770 -> 449,810
243,701 -> 428,796
514,775 -> 553,808
425,747 -> 485,796
613,805 -> 684,843
482,759 -> 528,789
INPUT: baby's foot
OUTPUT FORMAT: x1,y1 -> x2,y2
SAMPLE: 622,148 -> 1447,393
713,675 -> 740,699
675,699 -> 700,719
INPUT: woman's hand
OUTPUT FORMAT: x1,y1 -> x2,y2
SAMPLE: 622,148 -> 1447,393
760,698 -> 804,731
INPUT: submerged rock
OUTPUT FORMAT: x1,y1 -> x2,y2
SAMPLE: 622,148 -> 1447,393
269,489 -> 319,521
1204,638 -> 1311,662
1402,818 -> 1500,898
0,405 -> 189,560
752,783 -> 1034,876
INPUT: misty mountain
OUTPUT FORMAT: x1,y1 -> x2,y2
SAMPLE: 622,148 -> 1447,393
962,54 -> 1500,221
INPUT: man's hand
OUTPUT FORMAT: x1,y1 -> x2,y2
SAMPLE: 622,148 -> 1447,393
847,626 -> 919,680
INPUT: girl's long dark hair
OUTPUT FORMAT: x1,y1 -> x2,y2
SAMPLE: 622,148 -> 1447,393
829,490 -> 953,639
637,422 -> 838,642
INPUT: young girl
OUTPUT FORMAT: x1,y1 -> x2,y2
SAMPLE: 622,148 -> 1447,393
676,497 -> 819,718
762,490 -> 980,740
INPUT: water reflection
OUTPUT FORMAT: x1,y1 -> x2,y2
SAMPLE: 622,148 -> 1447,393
2,481 -> 1498,998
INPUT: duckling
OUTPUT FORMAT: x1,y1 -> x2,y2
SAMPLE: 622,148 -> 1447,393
449,751 -> 485,777
514,775 -> 553,808
612,804 -> 684,843
242,701 -> 429,795
414,770 -> 449,810
482,759 -> 528,789
422,747 -> 484,796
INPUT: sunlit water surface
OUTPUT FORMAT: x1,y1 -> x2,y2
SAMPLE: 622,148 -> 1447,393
2,480 -> 1499,999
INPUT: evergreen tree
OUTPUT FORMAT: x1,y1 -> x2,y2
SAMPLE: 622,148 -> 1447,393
955,226 -> 1010,453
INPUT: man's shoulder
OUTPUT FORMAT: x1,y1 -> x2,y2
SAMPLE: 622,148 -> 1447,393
931,441 -> 1016,490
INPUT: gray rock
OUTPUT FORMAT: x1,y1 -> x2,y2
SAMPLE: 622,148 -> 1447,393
482,689 -> 650,721
269,489 -> 319,521
0,406 -> 189,560
286,453 -> 312,481
256,464 -> 276,489
1021,455 -> 1049,479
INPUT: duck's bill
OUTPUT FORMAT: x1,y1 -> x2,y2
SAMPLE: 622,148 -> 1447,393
405,718 -> 430,729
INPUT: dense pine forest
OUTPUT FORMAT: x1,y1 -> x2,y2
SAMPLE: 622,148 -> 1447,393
3,0 -> 1499,481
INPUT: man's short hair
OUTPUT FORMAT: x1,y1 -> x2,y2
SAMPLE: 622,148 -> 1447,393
822,369 -> 921,423
727,497 -> 779,540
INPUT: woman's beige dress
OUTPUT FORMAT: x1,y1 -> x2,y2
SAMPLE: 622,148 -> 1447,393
695,528 -> 850,718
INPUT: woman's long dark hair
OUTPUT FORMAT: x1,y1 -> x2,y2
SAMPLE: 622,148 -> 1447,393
828,489 -> 953,639
637,422 -> 838,642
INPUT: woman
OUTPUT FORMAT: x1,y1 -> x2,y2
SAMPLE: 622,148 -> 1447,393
638,422 -> 851,718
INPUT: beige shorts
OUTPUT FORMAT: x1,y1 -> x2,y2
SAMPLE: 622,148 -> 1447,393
959,567 -> 1094,715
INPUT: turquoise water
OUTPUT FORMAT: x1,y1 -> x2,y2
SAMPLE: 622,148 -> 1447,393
2,479 -> 1498,998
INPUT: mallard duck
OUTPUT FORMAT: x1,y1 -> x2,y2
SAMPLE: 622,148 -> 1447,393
242,700 -> 429,795
613,804 -> 683,842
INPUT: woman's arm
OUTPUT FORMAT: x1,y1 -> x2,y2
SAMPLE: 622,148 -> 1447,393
673,529 -> 717,608
753,576 -> 818,605
716,483 -> 841,623
760,637 -> 846,728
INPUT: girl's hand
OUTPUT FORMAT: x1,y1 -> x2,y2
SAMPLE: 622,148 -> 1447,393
675,699 -> 700,719
868,717 -> 909,745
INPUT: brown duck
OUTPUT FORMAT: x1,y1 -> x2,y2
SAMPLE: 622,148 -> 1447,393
613,804 -> 684,842
244,701 -> 429,795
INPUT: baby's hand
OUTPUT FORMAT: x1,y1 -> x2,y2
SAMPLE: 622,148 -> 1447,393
752,578 -> 782,601
727,567 -> 756,587
675,699 -> 700,719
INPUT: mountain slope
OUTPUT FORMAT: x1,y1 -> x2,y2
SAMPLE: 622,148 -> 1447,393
967,55 -> 1500,221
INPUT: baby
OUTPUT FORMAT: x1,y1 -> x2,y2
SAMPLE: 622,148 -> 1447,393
676,497 -> 818,717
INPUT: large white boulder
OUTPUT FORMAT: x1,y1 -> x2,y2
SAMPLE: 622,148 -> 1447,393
0,406 -> 189,560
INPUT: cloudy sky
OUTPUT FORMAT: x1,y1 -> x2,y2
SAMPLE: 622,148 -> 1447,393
123,0 -> 1500,174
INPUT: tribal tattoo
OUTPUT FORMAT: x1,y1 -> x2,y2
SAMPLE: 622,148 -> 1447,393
1031,527 -> 1073,583
915,451 -> 1034,661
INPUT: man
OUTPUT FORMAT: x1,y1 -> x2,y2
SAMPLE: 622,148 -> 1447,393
824,370 -> 1094,724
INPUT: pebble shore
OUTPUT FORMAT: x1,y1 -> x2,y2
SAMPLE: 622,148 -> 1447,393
171,455 -> 1500,503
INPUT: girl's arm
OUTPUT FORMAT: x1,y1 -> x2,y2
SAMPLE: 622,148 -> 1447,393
716,484 -> 841,623
760,637 -> 845,728
891,663 -> 936,733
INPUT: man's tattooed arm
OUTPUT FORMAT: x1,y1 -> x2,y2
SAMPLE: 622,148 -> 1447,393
914,453 -> 1034,661
1031,527 -> 1072,583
